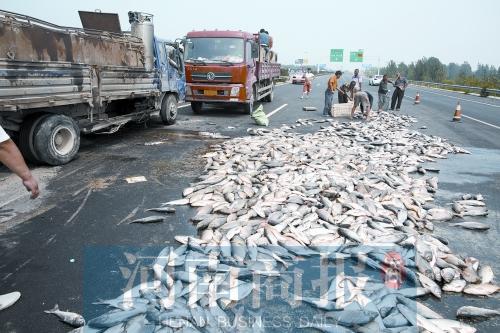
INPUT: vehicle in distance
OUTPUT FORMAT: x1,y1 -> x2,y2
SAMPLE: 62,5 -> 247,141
369,75 -> 383,86
184,30 -> 280,114
0,10 -> 184,165
291,72 -> 305,84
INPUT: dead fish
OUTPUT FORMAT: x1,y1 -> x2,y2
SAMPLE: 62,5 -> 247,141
463,283 -> 499,296
324,309 -> 378,326
440,268 -> 456,283
44,304 -> 85,327
478,265 -> 494,284
129,216 -> 165,224
457,306 -> 500,318
146,207 -> 176,213
442,279 -> 466,293
450,221 -> 489,230
426,208 -> 453,221
162,198 -> 189,206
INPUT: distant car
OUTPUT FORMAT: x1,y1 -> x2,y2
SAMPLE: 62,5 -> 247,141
291,72 -> 305,84
369,75 -> 383,86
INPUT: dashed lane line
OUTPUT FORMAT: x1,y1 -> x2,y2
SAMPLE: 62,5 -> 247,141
267,104 -> 288,118
461,115 -> 500,130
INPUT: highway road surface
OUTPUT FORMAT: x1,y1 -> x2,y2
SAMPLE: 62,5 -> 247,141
0,74 -> 499,332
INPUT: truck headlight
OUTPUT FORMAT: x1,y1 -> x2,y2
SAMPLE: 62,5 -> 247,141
230,87 -> 240,97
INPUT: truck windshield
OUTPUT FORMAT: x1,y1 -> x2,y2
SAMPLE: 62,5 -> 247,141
185,38 -> 244,64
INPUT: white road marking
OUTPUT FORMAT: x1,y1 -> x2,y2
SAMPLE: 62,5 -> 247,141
462,115 -> 500,130
408,86 -> 500,108
178,104 -> 190,109
402,88 -> 500,130
267,104 -> 288,118
275,82 -> 290,87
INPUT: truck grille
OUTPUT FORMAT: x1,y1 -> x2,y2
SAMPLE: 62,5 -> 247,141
191,72 -> 232,82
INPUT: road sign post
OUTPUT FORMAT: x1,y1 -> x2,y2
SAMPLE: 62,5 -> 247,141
350,50 -> 364,62
330,49 -> 343,62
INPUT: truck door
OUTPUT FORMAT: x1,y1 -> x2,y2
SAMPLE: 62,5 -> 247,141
155,40 -> 169,92
165,44 -> 185,100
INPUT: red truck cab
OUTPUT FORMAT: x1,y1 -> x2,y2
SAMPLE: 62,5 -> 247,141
184,30 -> 280,114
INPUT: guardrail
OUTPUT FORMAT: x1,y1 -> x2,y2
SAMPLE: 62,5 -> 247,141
408,80 -> 500,98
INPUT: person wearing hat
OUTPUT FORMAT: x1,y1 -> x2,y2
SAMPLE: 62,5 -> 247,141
323,70 -> 343,116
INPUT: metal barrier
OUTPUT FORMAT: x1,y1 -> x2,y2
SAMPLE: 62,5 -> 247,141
408,80 -> 500,97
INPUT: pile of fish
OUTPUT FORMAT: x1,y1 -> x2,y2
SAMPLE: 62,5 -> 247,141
61,112 -> 498,332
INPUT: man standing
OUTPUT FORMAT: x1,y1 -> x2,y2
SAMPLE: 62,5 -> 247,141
378,74 -> 393,111
301,68 -> 314,99
351,69 -> 362,96
390,72 -> 408,111
0,125 -> 39,199
0,124 -> 39,311
323,71 -> 343,116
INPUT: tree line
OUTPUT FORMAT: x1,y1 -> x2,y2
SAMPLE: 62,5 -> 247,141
380,57 -> 499,89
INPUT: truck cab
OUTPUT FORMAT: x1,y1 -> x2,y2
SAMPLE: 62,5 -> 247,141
184,30 -> 280,114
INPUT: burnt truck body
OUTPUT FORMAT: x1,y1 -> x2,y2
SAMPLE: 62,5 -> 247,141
0,10 -> 185,165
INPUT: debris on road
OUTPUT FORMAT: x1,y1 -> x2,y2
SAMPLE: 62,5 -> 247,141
125,176 -> 147,184
129,216 -> 166,224
144,141 -> 167,146
79,111 -> 496,332
44,304 -> 85,327
303,106 -> 317,111
251,105 -> 269,126
198,132 -> 231,139
145,207 -> 176,214
457,306 -> 500,319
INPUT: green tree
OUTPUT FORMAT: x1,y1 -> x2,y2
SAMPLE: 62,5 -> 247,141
407,62 -> 416,80
414,59 -> 426,81
397,62 -> 408,76
426,57 -> 446,82
447,62 -> 460,80
459,62 -> 472,78
383,60 -> 398,77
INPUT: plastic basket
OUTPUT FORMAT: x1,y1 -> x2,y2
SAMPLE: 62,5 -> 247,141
331,101 -> 359,117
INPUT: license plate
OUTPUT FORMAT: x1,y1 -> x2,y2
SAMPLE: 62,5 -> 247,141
204,90 -> 217,96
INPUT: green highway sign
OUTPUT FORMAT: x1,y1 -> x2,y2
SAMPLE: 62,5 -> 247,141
350,50 -> 364,62
330,49 -> 343,62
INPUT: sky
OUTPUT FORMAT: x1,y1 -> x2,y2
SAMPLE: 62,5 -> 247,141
2,0 -> 499,71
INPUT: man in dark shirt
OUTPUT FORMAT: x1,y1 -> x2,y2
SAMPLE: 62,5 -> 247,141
390,72 -> 408,111
378,74 -> 393,111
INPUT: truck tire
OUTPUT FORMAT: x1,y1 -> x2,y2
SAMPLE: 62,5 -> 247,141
18,113 -> 50,164
160,94 -> 178,125
191,102 -> 203,113
33,114 -> 80,166
243,86 -> 256,114
263,83 -> 274,102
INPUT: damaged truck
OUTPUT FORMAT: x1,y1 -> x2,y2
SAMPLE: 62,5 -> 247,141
0,10 -> 185,165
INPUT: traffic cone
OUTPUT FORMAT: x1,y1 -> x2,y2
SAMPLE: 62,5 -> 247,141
452,101 -> 462,121
414,92 -> 421,104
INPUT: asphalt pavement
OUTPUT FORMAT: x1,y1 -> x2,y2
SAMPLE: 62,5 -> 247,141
0,74 -> 499,332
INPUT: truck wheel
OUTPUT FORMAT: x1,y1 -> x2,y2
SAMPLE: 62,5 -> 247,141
243,87 -> 256,114
191,102 -> 203,113
160,94 -> 178,125
34,115 -> 80,166
264,83 -> 274,102
18,114 -> 50,164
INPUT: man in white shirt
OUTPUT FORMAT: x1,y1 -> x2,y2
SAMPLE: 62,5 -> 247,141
0,124 -> 39,199
350,68 -> 363,98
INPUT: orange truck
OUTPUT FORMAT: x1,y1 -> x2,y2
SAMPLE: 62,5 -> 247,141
184,30 -> 280,114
